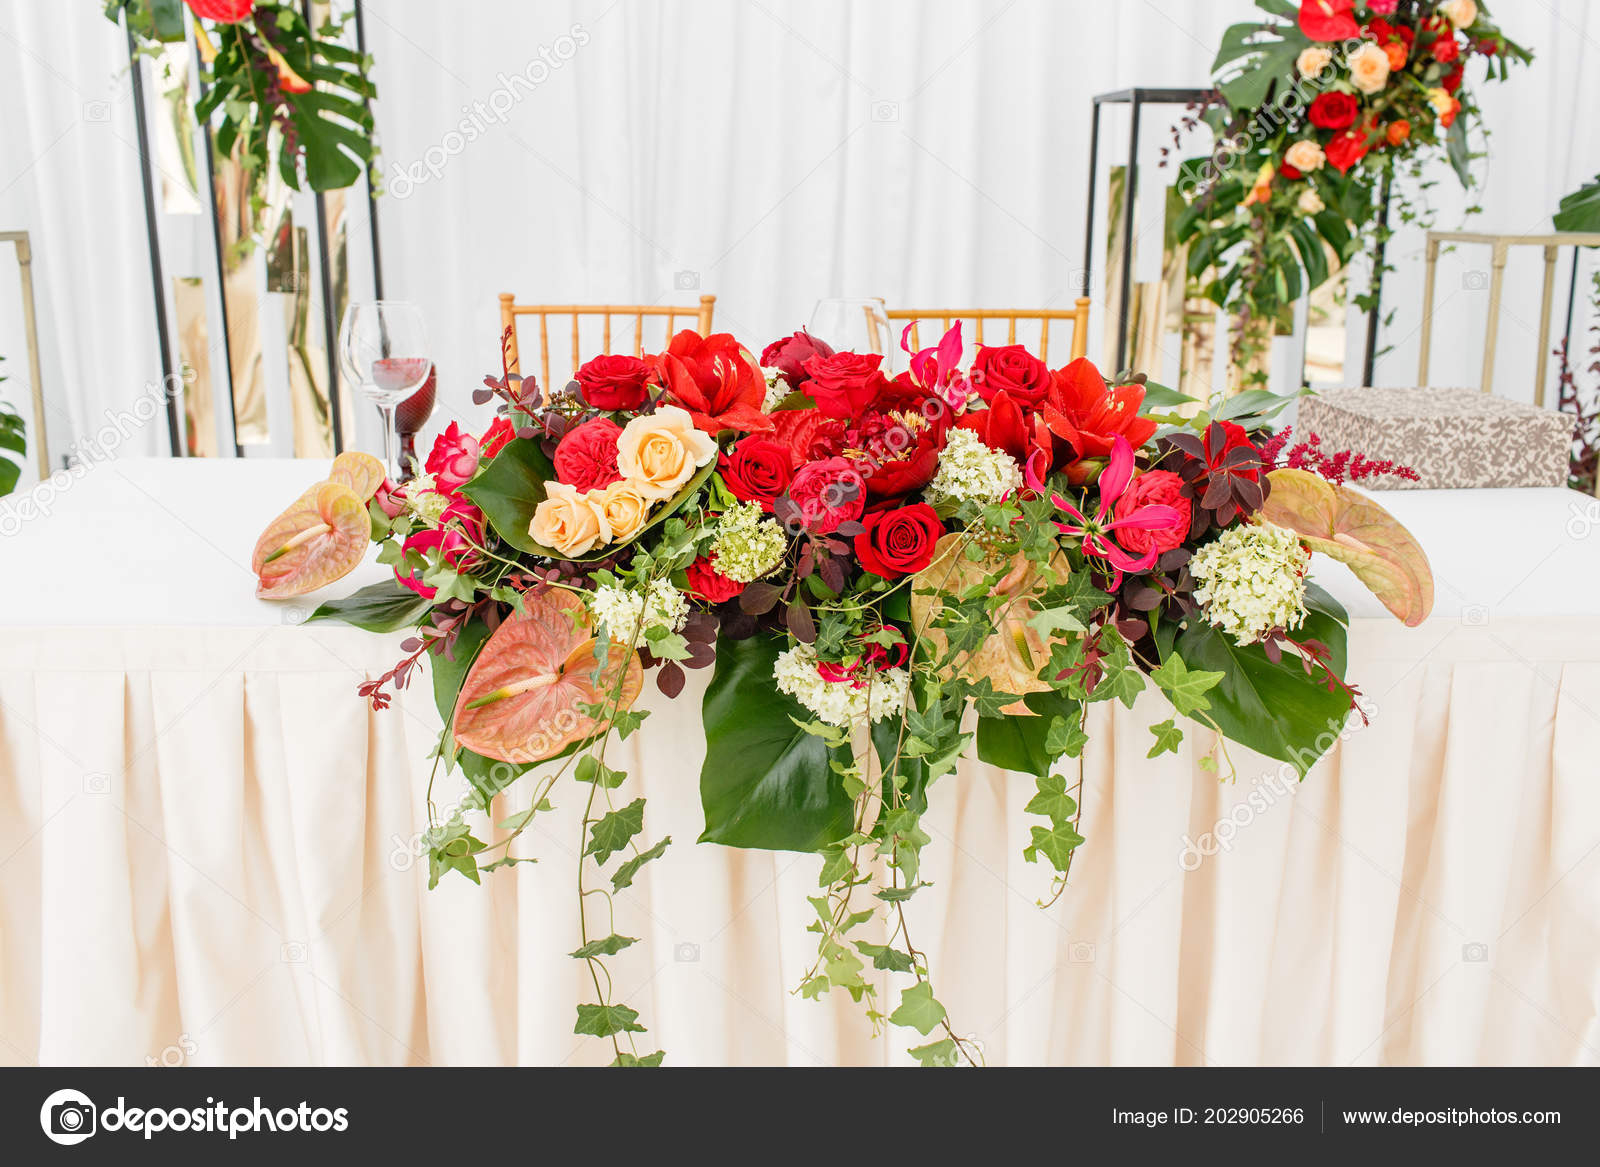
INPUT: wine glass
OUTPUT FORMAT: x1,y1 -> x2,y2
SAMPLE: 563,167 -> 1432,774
807,297 -> 896,369
338,301 -> 431,480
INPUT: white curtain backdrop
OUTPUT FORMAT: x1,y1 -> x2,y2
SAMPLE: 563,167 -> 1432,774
2,0 -> 1599,476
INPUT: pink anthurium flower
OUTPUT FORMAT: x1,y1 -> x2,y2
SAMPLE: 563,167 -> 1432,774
1047,435 -> 1186,587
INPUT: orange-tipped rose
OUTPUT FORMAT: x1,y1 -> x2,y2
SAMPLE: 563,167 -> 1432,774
1386,119 -> 1412,146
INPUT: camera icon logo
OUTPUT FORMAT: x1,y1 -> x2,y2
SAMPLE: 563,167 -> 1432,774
1068,941 -> 1096,963
280,605 -> 309,626
83,772 -> 110,795
674,941 -> 700,963
40,1088 -> 97,1146
1461,604 -> 1490,627
82,101 -> 110,123
281,941 -> 308,963
872,101 -> 900,122
1462,942 -> 1489,963
673,270 -> 700,291
1462,271 -> 1489,291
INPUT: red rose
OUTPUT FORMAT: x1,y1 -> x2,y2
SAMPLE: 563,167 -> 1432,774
761,330 -> 835,390
853,503 -> 942,579
480,416 -> 516,458
971,344 -> 1051,406
1298,0 -> 1357,42
1433,35 -> 1460,63
1324,127 -> 1371,174
553,417 -> 624,492
1442,66 -> 1464,94
425,421 -> 481,491
654,330 -> 772,434
770,407 -> 844,467
786,456 -> 866,534
801,352 -> 890,419
1308,91 -> 1360,130
1112,470 -> 1190,557
719,437 -> 793,509
576,353 -> 652,412
374,477 -> 406,520
395,500 -> 484,599
685,555 -> 745,604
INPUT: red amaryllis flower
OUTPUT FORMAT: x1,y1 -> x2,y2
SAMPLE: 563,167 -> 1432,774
1038,436 -> 1185,587
425,421 -> 481,491
185,0 -> 254,21
479,416 -> 516,458
761,330 -> 835,390
684,555 -> 745,604
956,389 -> 1030,464
395,500 -> 485,599
1299,0 -> 1358,42
719,437 -> 793,510
1308,91 -> 1360,130
654,330 -> 772,434
972,344 -> 1051,406
801,351 -> 890,419
853,502 -> 942,578
1325,127 -> 1372,174
553,417 -> 624,492
576,353 -> 651,411
1039,358 -> 1158,478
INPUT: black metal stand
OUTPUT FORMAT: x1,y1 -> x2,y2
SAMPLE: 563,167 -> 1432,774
1360,174 -> 1394,387
1084,88 -> 1212,374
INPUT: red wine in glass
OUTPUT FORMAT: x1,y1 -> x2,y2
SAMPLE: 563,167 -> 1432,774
396,363 -> 437,482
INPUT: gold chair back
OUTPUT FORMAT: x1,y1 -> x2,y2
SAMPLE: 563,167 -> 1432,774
882,297 -> 1091,363
498,294 -> 717,387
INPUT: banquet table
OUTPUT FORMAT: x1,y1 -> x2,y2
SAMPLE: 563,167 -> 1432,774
1,457 -> 1598,1067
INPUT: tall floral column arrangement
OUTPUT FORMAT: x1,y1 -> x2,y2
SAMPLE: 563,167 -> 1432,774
1174,0 -> 1530,389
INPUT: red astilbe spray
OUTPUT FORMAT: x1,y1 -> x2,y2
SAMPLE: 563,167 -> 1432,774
1257,426 -> 1421,486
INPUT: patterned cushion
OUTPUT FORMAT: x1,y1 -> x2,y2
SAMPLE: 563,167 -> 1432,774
1296,388 -> 1574,490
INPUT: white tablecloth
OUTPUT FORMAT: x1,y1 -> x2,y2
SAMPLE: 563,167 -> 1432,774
1,459 -> 1597,1066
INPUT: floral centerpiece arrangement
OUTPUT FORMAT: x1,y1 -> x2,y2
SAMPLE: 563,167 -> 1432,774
1174,0 -> 1530,381
255,323 -> 1432,1065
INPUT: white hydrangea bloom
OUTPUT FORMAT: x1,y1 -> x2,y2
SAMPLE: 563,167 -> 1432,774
1189,522 -> 1311,646
773,643 -> 911,728
588,578 -> 688,648
924,427 -> 1023,506
710,500 -> 788,583
403,474 -> 451,526
762,371 -> 790,413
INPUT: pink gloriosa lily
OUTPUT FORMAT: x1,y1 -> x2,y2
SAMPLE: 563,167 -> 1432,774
1045,435 -> 1186,586
901,321 -> 972,409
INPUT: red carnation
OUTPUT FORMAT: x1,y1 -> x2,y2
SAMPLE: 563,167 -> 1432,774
576,354 -> 652,412
552,417 -> 624,492
1308,91 -> 1360,130
801,351 -> 890,419
853,503 -> 942,579
770,407 -> 844,467
685,555 -> 746,604
719,437 -> 793,510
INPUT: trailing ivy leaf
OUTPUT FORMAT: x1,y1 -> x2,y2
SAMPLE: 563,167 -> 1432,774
308,578 -> 431,632
1148,718 -> 1184,758
575,756 -> 627,789
876,883 -> 928,903
574,1003 -> 646,1038
1024,773 -> 1078,824
889,982 -> 947,1036
699,633 -> 855,851
612,1050 -> 666,1067
1149,654 -> 1225,717
612,837 -> 670,891
1024,820 -> 1085,872
585,798 -> 645,864
857,941 -> 916,974
1045,715 -> 1088,758
570,934 -> 639,960
909,1037 -> 960,1067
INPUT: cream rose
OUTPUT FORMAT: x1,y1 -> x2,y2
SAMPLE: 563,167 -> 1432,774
615,405 -> 717,500
1348,42 -> 1392,95
529,480 -> 603,557
1427,86 -> 1454,116
1296,46 -> 1333,77
586,478 -> 652,545
1297,189 -> 1326,215
1444,0 -> 1478,30
1284,139 -> 1326,173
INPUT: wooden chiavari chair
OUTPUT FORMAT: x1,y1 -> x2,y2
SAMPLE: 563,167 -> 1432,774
497,294 -> 717,387
880,297 -> 1092,363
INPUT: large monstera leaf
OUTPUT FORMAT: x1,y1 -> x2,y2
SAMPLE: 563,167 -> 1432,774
1258,468 -> 1433,627
910,534 -> 1073,714
452,589 -> 643,764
